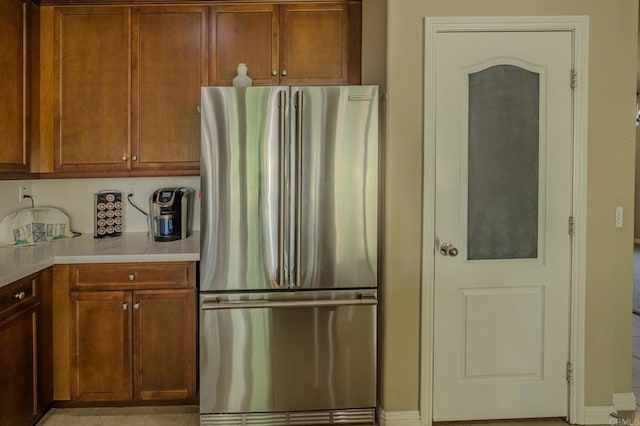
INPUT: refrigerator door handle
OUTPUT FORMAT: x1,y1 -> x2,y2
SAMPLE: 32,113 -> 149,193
201,294 -> 377,310
293,90 -> 304,287
277,90 -> 287,288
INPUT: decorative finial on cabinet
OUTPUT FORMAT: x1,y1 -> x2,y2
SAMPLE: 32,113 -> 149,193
233,63 -> 252,87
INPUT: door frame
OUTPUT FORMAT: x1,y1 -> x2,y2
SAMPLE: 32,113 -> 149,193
420,16 -> 589,426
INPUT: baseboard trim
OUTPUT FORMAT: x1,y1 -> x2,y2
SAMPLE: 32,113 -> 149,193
613,392 -> 637,411
582,405 -> 616,425
634,238 -> 640,245
378,409 -> 421,426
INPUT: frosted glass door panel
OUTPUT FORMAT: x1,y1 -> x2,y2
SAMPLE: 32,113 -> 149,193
467,65 -> 540,260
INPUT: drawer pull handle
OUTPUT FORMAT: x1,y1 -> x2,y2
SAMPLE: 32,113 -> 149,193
128,274 -> 135,281
14,291 -> 26,300
133,302 -> 140,310
122,302 -> 128,311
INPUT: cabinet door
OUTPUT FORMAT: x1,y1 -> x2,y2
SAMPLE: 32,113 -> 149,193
0,0 -> 28,173
0,306 -> 38,426
134,289 -> 195,401
70,291 -> 132,402
280,2 -> 361,85
209,4 -> 279,86
132,7 -> 206,172
54,7 -> 131,172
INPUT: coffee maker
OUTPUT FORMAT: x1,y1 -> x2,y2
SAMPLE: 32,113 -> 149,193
149,187 -> 194,242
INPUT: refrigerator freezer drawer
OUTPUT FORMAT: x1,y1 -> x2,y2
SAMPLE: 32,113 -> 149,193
199,294 -> 376,415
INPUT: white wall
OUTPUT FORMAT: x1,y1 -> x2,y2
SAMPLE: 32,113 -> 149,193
0,180 -> 38,223
0,177 -> 200,235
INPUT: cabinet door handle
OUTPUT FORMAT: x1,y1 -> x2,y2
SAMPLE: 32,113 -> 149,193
133,302 -> 140,310
128,274 -> 135,281
281,70 -> 287,76
197,105 -> 201,114
14,291 -> 26,300
122,302 -> 128,311
122,155 -> 128,161
131,156 -> 137,161
272,70 -> 278,76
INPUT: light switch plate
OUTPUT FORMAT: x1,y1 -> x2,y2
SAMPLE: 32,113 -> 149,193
615,206 -> 623,228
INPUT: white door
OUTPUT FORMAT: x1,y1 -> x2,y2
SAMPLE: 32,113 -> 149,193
433,31 -> 573,421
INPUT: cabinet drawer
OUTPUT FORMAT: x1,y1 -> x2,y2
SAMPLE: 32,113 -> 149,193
0,274 -> 38,320
71,262 -> 195,290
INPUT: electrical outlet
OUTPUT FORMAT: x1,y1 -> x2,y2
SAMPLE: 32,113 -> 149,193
127,184 -> 136,196
18,182 -> 32,203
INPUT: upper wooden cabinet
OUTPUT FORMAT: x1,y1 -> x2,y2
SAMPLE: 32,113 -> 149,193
279,2 -> 361,85
209,2 -> 361,86
54,7 -> 131,173
0,0 -> 29,173
53,6 -> 204,176
209,4 -> 279,86
44,1 -> 361,177
132,6 -> 206,172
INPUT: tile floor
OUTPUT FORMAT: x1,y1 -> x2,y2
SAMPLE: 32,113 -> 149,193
37,405 -> 200,425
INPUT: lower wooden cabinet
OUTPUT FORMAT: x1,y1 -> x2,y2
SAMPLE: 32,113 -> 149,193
0,304 -> 39,425
67,262 -> 197,403
71,291 -> 133,402
0,270 -> 52,426
134,290 -> 196,401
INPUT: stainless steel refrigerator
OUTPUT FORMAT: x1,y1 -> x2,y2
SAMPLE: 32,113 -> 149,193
199,86 -> 378,426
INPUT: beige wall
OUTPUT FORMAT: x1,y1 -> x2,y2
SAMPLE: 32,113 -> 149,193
636,125 -> 640,240
635,7 -> 640,241
384,0 -> 637,412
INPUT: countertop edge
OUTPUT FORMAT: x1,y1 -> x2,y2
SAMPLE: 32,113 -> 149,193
0,258 -> 56,287
54,253 -> 200,264
0,232 -> 200,288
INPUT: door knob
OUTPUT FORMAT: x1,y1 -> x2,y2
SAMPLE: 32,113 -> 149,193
439,243 -> 459,257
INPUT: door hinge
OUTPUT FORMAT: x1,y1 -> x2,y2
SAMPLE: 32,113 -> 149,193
569,216 -> 576,236
566,361 -> 573,383
570,69 -> 577,89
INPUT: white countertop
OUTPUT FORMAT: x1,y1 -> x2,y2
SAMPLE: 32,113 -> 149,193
0,232 -> 200,288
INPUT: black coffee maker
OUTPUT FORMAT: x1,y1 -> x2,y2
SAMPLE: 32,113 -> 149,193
149,187 -> 194,242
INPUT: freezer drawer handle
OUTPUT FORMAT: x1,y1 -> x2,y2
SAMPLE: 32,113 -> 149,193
201,294 -> 377,310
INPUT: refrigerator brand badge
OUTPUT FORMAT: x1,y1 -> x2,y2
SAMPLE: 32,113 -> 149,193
348,95 -> 375,102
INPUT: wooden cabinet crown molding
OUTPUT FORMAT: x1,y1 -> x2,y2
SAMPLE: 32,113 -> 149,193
38,0 -> 358,6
